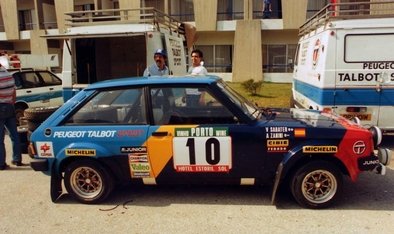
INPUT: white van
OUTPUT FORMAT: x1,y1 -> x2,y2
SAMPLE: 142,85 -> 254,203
292,1 -> 394,132
44,7 -> 194,102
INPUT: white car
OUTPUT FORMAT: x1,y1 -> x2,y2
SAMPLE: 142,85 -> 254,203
13,70 -> 63,121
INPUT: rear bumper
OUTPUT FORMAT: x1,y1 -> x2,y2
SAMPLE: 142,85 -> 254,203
30,158 -> 48,171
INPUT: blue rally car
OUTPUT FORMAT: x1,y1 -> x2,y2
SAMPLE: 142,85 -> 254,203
29,76 -> 391,208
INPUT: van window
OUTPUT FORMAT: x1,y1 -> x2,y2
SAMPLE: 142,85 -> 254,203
345,34 -> 394,62
40,72 -> 62,86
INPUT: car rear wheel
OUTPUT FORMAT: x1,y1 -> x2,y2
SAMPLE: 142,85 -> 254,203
290,161 -> 342,209
64,160 -> 114,204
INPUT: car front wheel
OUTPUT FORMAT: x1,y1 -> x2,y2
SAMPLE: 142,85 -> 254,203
64,160 -> 114,204
290,161 -> 342,209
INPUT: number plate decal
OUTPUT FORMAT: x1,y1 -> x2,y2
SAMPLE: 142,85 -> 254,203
173,127 -> 232,172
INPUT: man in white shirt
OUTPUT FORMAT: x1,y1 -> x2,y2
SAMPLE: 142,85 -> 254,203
186,49 -> 208,106
188,49 -> 208,75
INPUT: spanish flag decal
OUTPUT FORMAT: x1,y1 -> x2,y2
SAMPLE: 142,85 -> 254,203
294,128 -> 306,138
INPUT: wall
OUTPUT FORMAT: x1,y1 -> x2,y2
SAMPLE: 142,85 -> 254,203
193,0 -> 217,31
282,0 -> 307,29
0,0 -> 19,39
232,20 -> 262,82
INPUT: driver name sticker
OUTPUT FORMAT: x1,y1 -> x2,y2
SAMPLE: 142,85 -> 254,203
173,127 -> 232,172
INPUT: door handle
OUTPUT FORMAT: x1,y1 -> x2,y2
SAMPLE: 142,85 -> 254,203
152,131 -> 168,136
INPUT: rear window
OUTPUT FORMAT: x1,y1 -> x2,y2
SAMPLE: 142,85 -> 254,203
345,34 -> 394,62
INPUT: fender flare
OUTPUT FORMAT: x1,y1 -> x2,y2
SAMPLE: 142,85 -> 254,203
50,162 -> 63,202
271,146 -> 302,204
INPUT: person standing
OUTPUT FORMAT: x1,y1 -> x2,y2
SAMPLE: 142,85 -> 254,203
188,49 -> 208,75
143,49 -> 170,77
0,62 -> 23,170
186,49 -> 208,106
263,0 -> 272,19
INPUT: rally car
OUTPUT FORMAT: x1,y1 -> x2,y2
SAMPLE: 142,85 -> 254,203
28,76 -> 391,208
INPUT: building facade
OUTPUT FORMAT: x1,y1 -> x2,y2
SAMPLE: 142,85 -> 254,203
0,0 -> 385,82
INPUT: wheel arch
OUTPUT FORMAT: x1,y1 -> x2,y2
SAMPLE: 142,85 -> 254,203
58,156 -> 125,183
14,101 -> 29,110
271,148 -> 349,205
281,153 -> 349,182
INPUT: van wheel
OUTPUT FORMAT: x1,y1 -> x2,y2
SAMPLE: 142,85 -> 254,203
290,161 -> 342,209
64,160 -> 114,204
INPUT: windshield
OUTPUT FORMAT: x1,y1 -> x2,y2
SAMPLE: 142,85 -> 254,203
216,80 -> 260,119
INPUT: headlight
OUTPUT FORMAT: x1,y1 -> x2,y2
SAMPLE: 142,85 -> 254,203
369,126 -> 382,148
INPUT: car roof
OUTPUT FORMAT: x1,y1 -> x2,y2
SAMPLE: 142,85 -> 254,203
85,75 -> 222,90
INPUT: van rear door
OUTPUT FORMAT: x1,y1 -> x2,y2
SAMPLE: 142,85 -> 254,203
334,31 -> 381,126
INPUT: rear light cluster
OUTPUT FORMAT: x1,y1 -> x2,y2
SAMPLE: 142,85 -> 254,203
346,107 -> 367,113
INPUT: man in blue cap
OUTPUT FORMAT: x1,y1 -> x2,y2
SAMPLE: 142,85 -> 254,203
143,49 -> 170,76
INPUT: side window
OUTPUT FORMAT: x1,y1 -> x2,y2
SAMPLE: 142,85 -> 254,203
151,86 -> 237,125
39,72 -> 62,86
65,88 -> 147,125
15,72 -> 39,88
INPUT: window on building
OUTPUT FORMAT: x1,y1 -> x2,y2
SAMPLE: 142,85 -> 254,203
252,0 -> 282,19
18,10 -> 33,30
170,0 -> 194,21
141,0 -> 165,12
194,45 -> 233,73
217,0 -> 244,20
307,0 -> 329,19
262,44 -> 297,73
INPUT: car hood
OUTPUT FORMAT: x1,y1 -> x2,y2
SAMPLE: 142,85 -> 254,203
261,108 -> 355,129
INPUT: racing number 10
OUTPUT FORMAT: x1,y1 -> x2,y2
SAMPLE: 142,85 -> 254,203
186,138 -> 220,165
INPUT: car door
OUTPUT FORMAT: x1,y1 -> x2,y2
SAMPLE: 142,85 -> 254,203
37,71 -> 63,106
14,71 -> 52,106
145,85 -> 267,185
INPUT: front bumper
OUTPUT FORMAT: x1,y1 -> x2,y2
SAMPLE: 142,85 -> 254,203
374,148 -> 391,175
30,158 -> 48,171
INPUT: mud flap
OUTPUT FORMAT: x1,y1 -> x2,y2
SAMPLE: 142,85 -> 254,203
50,169 -> 63,203
271,162 -> 284,205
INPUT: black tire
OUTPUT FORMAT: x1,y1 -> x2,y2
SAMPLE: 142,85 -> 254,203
15,106 -> 26,125
24,106 -> 59,121
290,161 -> 342,209
64,160 -> 114,204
